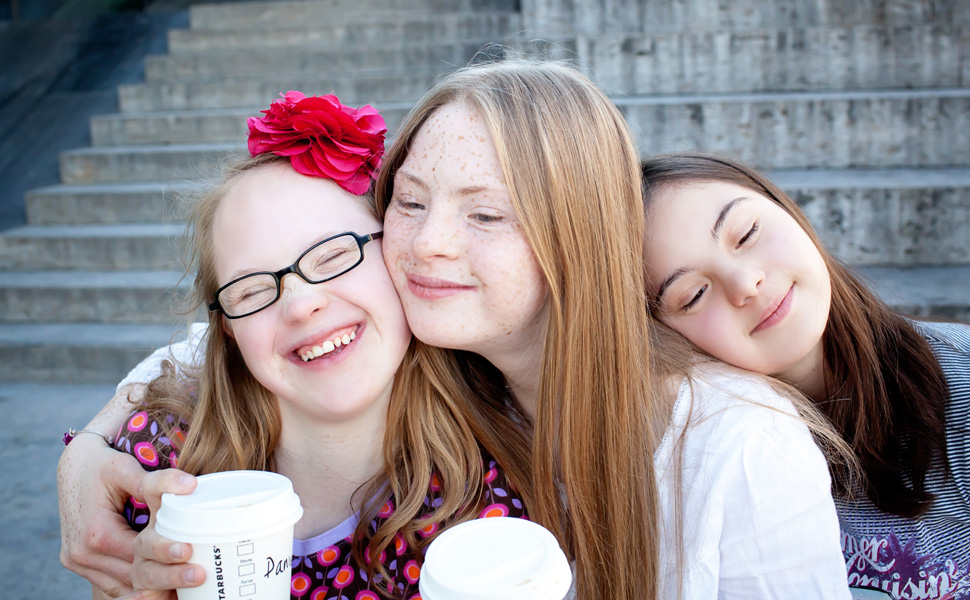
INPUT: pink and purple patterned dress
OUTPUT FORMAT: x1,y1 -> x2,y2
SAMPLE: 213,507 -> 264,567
114,411 -> 529,599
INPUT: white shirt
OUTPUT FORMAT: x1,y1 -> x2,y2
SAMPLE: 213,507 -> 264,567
657,366 -> 851,599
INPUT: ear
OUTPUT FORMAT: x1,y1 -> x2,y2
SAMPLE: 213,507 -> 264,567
222,315 -> 235,339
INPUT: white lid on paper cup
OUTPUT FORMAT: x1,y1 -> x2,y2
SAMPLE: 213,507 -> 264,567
419,517 -> 572,600
155,470 -> 303,544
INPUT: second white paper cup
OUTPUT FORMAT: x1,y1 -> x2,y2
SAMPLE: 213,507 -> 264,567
155,470 -> 303,600
419,517 -> 572,600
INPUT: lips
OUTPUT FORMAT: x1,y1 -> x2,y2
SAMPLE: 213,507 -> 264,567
752,285 -> 793,334
405,273 -> 475,300
290,324 -> 360,363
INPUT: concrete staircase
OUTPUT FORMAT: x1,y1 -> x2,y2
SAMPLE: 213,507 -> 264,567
1,0 -> 967,385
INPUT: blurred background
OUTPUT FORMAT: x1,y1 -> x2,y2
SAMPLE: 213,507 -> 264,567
0,0 -> 967,597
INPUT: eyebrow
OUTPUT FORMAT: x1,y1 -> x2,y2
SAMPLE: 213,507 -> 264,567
652,196 -> 748,305
653,267 -> 689,307
711,197 -> 747,241
395,169 -> 504,199
456,185 -> 495,197
226,233 -> 338,281
395,170 -> 428,191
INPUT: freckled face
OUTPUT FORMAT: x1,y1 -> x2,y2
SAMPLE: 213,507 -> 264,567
381,103 -> 548,360
643,181 -> 831,381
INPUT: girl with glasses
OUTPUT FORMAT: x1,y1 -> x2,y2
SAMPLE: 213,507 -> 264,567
62,94 -> 527,600
62,62 -> 852,599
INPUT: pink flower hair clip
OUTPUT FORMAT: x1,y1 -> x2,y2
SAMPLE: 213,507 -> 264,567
247,91 -> 387,195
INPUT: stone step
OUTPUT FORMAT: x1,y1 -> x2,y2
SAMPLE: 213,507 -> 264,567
168,11 -> 522,53
0,323 -> 188,383
118,73 -> 441,112
59,143 -> 241,184
533,0 -> 968,34
858,265 -> 970,324
81,90 -> 970,179
620,88 -> 970,169
188,1 -> 519,31
772,168 -> 970,266
91,104 -> 413,146
0,270 -> 194,324
7,170 -> 970,269
143,40 -> 502,83
583,25 -> 969,94
0,224 -> 184,270
25,182 -> 194,225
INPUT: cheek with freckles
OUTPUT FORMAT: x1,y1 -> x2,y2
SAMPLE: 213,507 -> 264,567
469,231 -> 548,336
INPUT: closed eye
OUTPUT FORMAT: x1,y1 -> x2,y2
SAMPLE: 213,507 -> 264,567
736,222 -> 758,248
393,196 -> 425,211
682,284 -> 707,311
472,213 -> 503,223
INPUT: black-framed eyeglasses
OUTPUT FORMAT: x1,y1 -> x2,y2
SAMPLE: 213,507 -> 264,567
209,231 -> 383,319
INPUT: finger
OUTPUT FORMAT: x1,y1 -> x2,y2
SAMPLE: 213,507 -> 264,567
85,510 -> 139,564
100,451 -> 149,505
67,566 -> 133,599
61,512 -> 137,584
68,554 -> 138,595
133,525 -> 192,566
117,589 -> 176,600
141,469 -> 197,515
131,556 -> 205,591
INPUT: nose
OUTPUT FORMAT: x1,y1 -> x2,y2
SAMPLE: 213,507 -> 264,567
725,264 -> 765,307
278,273 -> 329,322
411,205 -> 460,261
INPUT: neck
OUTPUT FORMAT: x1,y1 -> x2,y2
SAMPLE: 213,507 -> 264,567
479,344 -> 542,421
777,343 -> 827,403
273,393 -> 389,539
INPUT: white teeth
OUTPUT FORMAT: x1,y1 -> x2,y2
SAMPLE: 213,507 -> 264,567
299,329 -> 357,362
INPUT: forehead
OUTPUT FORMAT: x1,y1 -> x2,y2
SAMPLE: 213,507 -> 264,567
398,103 -> 506,188
213,164 -> 378,269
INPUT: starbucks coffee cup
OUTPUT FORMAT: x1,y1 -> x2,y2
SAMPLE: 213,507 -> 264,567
155,470 -> 303,600
419,517 -> 572,600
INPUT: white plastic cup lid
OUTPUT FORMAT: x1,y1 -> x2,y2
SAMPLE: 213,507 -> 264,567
155,470 -> 303,544
419,517 -> 572,600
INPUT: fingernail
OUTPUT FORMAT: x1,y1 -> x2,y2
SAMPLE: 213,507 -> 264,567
185,566 -> 202,585
179,474 -> 193,486
170,542 -> 186,559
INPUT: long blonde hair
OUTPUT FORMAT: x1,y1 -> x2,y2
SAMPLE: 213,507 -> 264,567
141,153 -> 493,594
376,60 -> 663,599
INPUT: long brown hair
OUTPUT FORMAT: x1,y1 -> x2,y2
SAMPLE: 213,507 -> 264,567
640,152 -> 949,517
141,153 -> 493,594
376,60 -> 662,599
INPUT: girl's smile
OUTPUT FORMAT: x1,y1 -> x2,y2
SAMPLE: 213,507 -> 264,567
213,164 -> 411,422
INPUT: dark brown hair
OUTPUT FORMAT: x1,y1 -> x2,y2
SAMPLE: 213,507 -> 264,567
640,152 -> 949,517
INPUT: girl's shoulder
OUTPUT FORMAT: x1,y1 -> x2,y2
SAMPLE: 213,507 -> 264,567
674,363 -> 799,424
911,319 -> 970,359
657,364 -> 808,464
